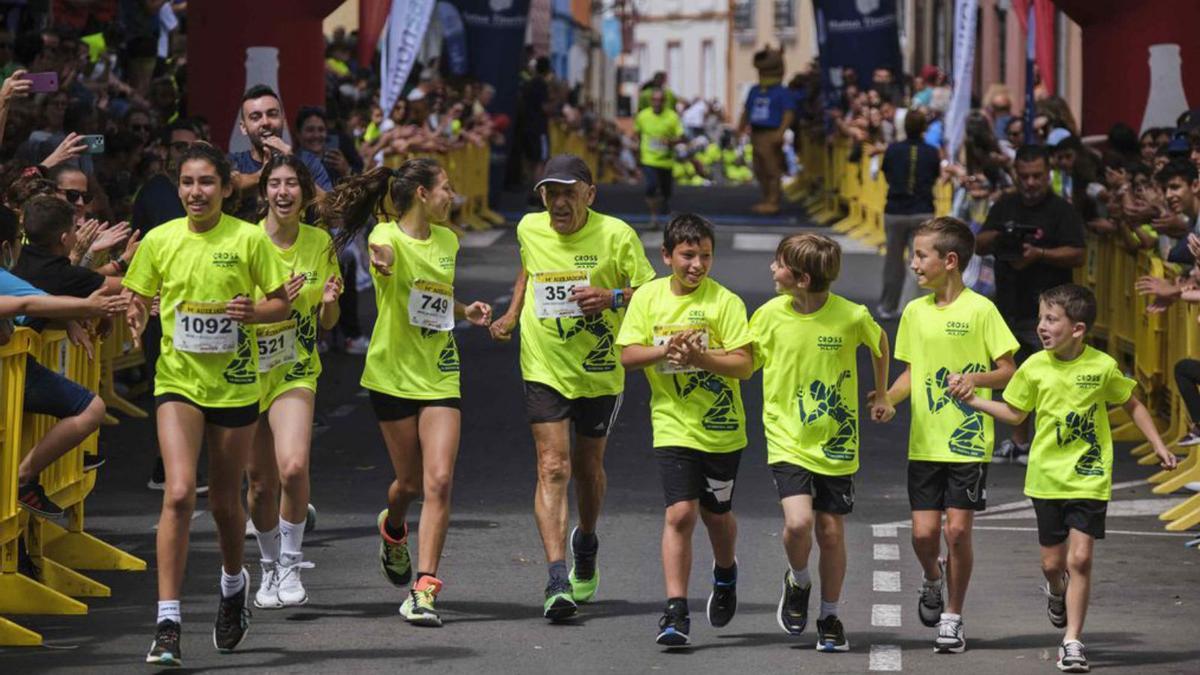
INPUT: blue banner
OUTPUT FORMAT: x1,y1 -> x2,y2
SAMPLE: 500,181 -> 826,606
813,0 -> 902,106
438,2 -> 469,77
451,0 -> 530,122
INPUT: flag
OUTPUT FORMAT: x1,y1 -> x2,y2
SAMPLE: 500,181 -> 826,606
945,0 -> 978,159
379,0 -> 437,117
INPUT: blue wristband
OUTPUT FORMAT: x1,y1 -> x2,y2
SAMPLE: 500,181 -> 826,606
611,288 -> 624,310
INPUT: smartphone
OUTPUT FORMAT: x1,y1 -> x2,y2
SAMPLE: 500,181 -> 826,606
80,135 -> 105,154
324,136 -> 339,152
22,71 -> 58,93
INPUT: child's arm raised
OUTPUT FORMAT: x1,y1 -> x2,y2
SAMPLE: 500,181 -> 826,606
1125,395 -> 1179,470
870,331 -> 894,422
947,352 -> 1016,400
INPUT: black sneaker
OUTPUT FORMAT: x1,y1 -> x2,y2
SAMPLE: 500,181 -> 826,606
706,562 -> 737,628
213,569 -> 251,652
777,569 -> 811,635
543,577 -> 578,621
815,615 -> 850,652
655,600 -> 691,648
17,482 -> 64,518
146,619 -> 183,667
1057,640 -> 1089,673
918,559 -> 945,627
83,452 -> 106,472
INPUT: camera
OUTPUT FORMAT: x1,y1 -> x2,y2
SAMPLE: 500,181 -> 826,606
995,221 -> 1041,261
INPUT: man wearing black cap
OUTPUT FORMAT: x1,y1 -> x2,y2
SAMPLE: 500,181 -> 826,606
490,154 -> 656,620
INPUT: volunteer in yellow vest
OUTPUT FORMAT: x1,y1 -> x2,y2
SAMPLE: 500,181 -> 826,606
123,143 -> 293,667
635,89 -> 683,228
244,155 -> 342,612
490,154 -> 656,620
324,158 -> 492,627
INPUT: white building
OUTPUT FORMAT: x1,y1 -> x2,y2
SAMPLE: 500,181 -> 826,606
630,0 -> 730,112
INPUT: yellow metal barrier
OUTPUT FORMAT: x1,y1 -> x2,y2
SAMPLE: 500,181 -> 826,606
387,141 -> 502,231
1,328 -> 146,646
99,317 -> 148,420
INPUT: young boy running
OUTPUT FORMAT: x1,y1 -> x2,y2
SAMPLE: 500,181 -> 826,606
880,216 -> 1018,653
961,284 -> 1177,673
616,214 -> 753,647
750,233 -> 891,652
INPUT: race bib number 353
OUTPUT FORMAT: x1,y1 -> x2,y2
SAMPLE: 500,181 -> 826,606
533,270 -> 589,319
256,320 -> 297,372
408,280 -> 455,331
174,301 -> 236,353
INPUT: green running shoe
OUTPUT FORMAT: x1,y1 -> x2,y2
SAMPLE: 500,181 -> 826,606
400,576 -> 444,627
568,527 -> 599,603
543,578 -> 578,621
377,509 -> 412,587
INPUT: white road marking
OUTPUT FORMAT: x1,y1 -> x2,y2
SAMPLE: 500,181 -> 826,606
869,644 -> 903,671
873,524 -> 898,538
460,230 -> 505,248
871,604 -> 902,627
874,543 -> 900,561
873,570 -> 902,592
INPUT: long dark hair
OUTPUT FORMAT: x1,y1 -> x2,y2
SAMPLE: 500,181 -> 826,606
323,157 -> 442,254
256,154 -> 317,221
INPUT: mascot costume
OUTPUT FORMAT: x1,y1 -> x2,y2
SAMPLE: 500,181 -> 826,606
741,45 -> 793,215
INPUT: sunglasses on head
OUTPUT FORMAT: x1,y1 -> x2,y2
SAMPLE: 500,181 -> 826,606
60,188 -> 93,205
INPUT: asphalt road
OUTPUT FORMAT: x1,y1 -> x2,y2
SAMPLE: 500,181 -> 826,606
3,212 -> 1198,674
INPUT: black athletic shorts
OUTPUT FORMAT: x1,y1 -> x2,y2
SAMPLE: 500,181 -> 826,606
156,393 -> 259,429
368,390 -> 461,422
770,463 -> 855,515
655,446 -> 742,514
523,380 -> 621,438
1031,497 -> 1107,546
908,460 -> 989,511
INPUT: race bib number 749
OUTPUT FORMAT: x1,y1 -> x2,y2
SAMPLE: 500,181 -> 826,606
174,301 -> 236,353
532,270 -> 589,319
408,280 -> 455,332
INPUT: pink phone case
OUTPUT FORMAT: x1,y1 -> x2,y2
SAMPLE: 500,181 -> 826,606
23,72 -> 58,93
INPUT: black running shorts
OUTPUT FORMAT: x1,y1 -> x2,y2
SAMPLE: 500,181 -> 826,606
1031,497 -> 1107,546
907,460 -> 988,511
770,463 -> 855,515
156,393 -> 259,429
368,390 -> 461,422
523,380 -> 621,438
655,446 -> 743,514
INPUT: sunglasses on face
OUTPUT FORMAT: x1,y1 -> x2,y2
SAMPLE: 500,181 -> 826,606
60,188 -> 93,205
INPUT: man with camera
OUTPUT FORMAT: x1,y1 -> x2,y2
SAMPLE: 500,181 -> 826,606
977,144 -> 1086,462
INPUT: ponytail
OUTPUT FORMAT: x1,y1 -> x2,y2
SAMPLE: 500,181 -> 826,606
324,157 -> 443,255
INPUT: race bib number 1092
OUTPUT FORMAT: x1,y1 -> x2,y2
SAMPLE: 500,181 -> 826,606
174,301 -> 236,353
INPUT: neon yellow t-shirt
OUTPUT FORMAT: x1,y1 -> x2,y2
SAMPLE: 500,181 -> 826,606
751,293 -> 883,475
256,224 -> 341,407
1003,346 -> 1134,501
634,108 -> 683,169
122,214 -> 290,407
361,222 -> 461,399
517,209 -> 656,399
615,276 -> 752,453
894,288 -> 1019,463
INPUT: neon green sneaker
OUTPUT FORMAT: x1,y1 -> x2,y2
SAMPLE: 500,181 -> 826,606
400,576 -> 444,627
377,509 -> 412,587
543,578 -> 578,621
568,527 -> 599,603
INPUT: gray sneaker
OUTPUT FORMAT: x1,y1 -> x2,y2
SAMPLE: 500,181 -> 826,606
918,559 -> 945,627
1057,640 -> 1089,672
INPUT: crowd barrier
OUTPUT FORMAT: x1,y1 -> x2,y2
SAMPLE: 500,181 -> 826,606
0,327 -> 146,646
548,121 -> 602,184
795,129 -> 1199,533
386,142 -> 504,231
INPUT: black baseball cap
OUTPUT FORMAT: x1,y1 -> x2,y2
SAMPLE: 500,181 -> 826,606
534,154 -> 593,191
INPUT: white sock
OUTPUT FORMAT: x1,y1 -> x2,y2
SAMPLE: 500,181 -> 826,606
818,600 -> 839,620
255,524 -> 280,564
941,612 -> 962,623
157,600 -> 181,624
790,566 -> 811,588
279,517 -> 304,565
220,568 -> 246,598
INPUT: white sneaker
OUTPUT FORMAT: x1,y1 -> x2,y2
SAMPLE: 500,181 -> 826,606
277,558 -> 315,607
1178,430 -> 1200,447
344,336 -> 369,355
253,562 -> 282,609
934,615 -> 966,653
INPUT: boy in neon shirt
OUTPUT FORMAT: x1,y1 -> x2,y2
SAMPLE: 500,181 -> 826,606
880,216 -> 1018,653
751,233 -> 891,652
616,214 -> 753,647
961,284 -> 1176,673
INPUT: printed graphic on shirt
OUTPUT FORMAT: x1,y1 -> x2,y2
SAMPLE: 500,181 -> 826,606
798,370 -> 856,461
925,363 -> 988,458
673,370 -> 738,431
1057,403 -> 1104,477
555,313 -> 616,373
418,326 -> 461,373
223,324 -> 256,385
284,307 -> 318,381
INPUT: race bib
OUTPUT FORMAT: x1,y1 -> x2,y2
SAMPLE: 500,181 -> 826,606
408,280 -> 455,332
533,270 -> 589,319
647,137 -> 668,153
173,301 -> 236,353
653,323 -> 709,374
256,320 -> 297,372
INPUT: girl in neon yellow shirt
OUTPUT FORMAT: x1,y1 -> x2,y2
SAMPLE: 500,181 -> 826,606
245,155 -> 343,611
324,158 -> 492,626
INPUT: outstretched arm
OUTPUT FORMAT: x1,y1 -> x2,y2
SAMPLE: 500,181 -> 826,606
961,392 -> 1029,426
1125,395 -> 1179,470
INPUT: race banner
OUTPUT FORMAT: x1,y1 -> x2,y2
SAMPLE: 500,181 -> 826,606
945,0 -> 978,158
379,0 -> 437,117
812,0 -> 902,108
452,0 -> 531,122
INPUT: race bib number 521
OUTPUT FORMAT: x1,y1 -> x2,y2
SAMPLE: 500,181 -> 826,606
533,270 -> 589,319
174,301 -> 236,353
256,320 -> 297,372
